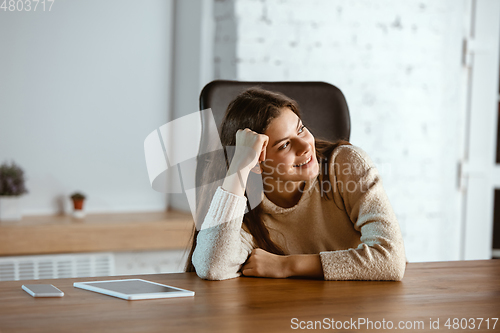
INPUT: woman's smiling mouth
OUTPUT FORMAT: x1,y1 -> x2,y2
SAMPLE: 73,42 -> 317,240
293,155 -> 312,167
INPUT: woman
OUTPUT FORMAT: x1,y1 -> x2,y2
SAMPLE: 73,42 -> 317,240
186,87 -> 406,281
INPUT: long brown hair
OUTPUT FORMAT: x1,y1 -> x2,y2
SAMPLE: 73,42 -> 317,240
185,87 -> 350,272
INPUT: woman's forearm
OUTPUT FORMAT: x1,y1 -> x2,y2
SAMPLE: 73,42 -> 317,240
287,254 -> 324,279
192,187 -> 251,280
222,163 -> 251,197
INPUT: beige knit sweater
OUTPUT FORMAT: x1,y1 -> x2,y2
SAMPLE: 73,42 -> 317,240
192,145 -> 406,281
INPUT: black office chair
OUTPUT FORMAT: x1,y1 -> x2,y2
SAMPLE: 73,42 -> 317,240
185,80 -> 351,272
198,80 -> 350,147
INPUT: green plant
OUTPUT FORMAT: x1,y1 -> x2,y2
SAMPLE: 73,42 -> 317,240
0,161 -> 28,196
70,192 -> 86,200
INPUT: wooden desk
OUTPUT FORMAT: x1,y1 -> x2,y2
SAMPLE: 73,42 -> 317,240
0,260 -> 498,332
0,211 -> 194,256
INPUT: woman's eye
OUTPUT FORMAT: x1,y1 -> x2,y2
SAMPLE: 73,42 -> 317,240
298,125 -> 305,134
279,142 -> 289,150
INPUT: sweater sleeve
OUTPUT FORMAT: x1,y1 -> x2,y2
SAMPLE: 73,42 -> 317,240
191,186 -> 255,280
319,146 -> 406,281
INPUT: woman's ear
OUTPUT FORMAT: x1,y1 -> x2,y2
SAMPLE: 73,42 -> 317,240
250,162 -> 262,175
250,149 -> 266,175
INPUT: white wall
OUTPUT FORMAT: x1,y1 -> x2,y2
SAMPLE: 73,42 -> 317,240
213,0 -> 469,262
0,0 -> 174,214
168,0 -> 214,212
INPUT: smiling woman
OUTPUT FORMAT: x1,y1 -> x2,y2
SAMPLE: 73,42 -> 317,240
186,87 -> 406,281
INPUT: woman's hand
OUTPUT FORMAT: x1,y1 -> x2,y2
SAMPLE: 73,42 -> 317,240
241,249 -> 325,279
240,248 -> 291,278
222,129 -> 269,197
232,128 -> 269,173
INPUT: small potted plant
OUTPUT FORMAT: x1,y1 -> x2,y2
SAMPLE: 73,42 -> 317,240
0,161 -> 28,221
70,192 -> 86,218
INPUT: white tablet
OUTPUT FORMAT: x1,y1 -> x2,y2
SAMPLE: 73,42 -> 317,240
73,279 -> 195,300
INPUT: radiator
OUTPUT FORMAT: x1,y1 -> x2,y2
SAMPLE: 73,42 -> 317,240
0,253 -> 115,281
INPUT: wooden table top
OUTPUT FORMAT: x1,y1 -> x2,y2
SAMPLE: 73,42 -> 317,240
0,260 -> 499,332
0,211 -> 194,256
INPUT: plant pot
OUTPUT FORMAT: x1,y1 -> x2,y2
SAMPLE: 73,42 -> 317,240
72,199 -> 85,219
72,199 -> 84,210
0,196 -> 22,221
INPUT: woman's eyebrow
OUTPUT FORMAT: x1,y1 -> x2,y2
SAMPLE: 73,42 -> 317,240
271,118 -> 302,147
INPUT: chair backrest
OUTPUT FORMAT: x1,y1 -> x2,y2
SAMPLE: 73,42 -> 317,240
199,80 -> 350,143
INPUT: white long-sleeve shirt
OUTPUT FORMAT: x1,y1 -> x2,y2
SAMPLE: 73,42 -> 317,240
192,145 -> 406,281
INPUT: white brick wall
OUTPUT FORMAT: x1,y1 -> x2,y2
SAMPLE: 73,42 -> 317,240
213,0 -> 467,262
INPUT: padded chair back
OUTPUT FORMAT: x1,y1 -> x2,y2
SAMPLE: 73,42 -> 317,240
199,80 -> 350,144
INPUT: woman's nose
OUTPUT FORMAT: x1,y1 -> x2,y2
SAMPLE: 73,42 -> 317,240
295,138 -> 310,155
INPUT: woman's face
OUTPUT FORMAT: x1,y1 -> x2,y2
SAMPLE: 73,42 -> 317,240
260,108 -> 319,189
